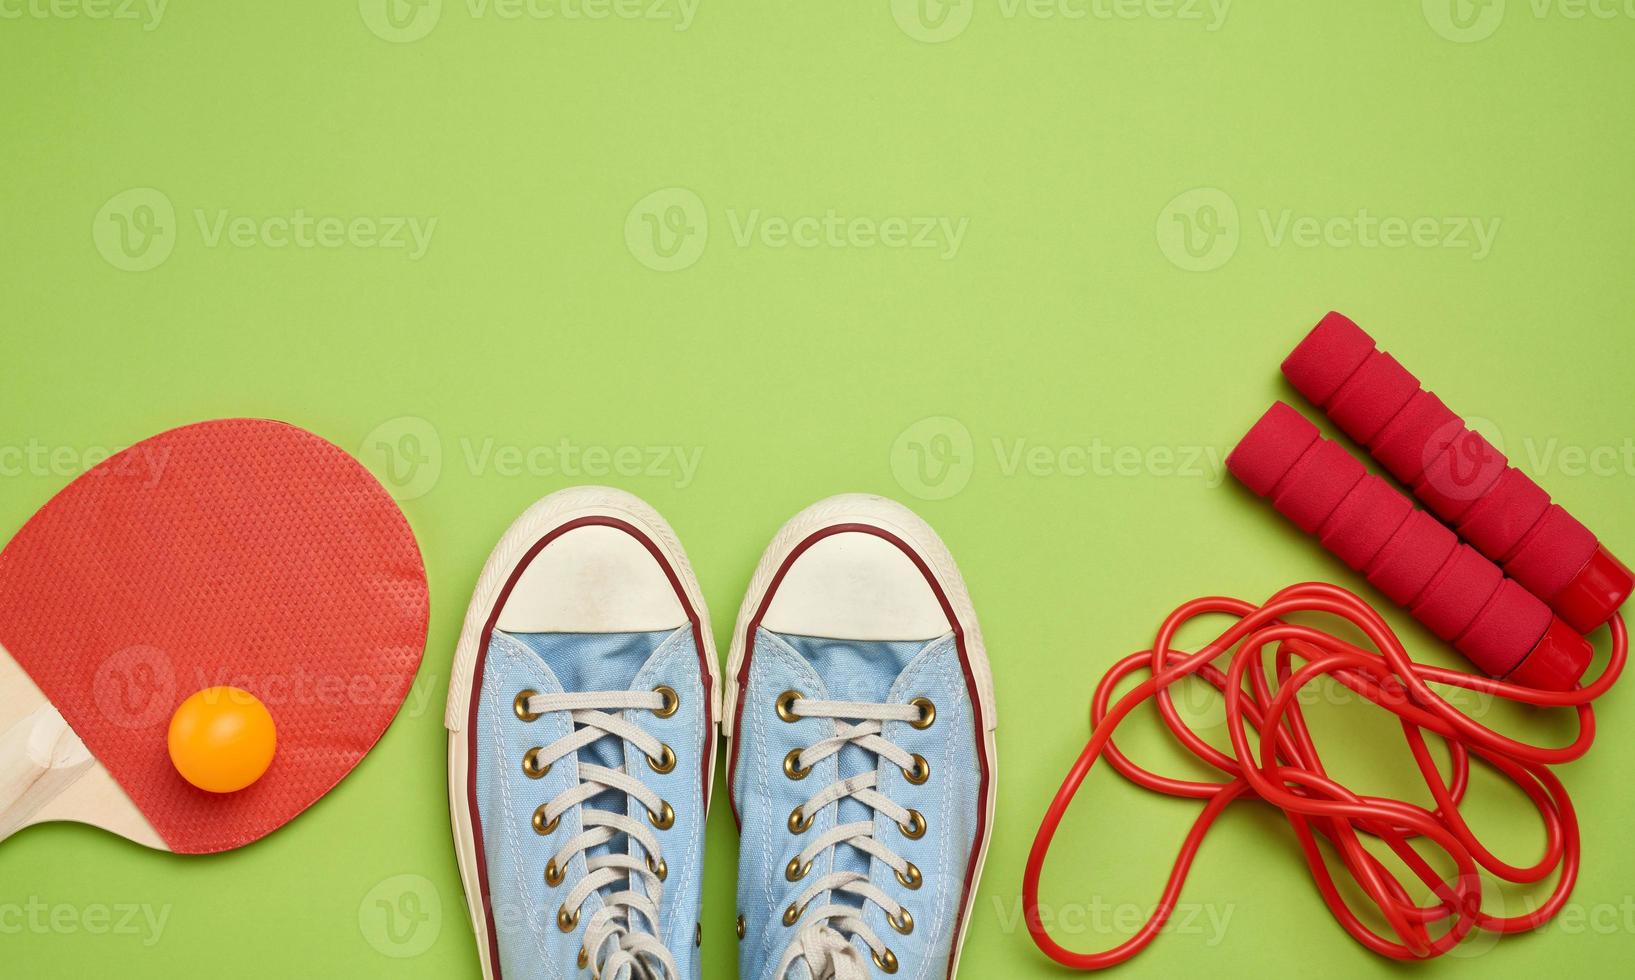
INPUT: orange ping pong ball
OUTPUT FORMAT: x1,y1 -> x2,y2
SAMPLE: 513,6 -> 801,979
167,687 -> 278,793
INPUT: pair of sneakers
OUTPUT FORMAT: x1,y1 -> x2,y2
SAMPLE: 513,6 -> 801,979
444,488 -> 998,980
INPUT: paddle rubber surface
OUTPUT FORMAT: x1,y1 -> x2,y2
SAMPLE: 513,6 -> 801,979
0,419 -> 428,853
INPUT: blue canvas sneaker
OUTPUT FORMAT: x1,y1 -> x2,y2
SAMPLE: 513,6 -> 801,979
724,495 -> 997,980
446,487 -> 718,980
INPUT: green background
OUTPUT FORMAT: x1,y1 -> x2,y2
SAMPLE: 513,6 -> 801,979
4,1 -> 1634,976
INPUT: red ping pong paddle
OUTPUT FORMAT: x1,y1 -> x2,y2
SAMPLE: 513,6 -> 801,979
0,419 -> 428,854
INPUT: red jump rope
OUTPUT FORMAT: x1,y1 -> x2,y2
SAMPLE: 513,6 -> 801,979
1023,314 -> 1629,967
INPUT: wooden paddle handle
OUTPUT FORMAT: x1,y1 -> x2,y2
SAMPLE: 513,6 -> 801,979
0,703 -> 95,842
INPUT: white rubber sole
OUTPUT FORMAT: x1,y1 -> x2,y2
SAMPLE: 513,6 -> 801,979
722,493 -> 998,979
444,486 -> 719,980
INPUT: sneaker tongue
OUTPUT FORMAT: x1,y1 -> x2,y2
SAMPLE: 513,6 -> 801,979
508,629 -> 675,693
779,635 -> 928,703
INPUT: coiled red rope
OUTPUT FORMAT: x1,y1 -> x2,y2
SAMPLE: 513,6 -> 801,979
1022,582 -> 1627,967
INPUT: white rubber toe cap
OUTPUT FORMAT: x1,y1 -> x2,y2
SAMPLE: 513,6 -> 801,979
760,530 -> 949,641
495,523 -> 687,634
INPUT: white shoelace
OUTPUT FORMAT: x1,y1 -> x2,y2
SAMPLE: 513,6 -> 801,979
522,690 -> 680,980
772,697 -> 929,980
790,925 -> 870,980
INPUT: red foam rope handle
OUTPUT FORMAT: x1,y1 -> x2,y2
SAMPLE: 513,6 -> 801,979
1022,582 -> 1627,969
1228,403 -> 1588,686
1283,312 -> 1633,632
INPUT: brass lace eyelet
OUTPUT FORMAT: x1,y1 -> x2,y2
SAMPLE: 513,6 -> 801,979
514,689 -> 541,722
783,903 -> 803,927
873,948 -> 899,974
896,862 -> 922,890
648,855 -> 668,882
532,804 -> 560,836
545,858 -> 565,887
889,908 -> 915,935
788,805 -> 814,835
783,747 -> 812,780
736,915 -> 747,940
648,801 -> 676,831
695,922 -> 702,947
902,754 -> 930,785
557,906 -> 579,933
909,697 -> 936,730
898,809 -> 926,840
578,948 -> 589,969
653,685 -> 680,718
521,747 -> 551,779
648,743 -> 676,774
776,690 -> 804,723
785,856 -> 812,882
